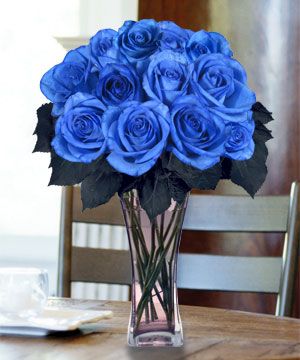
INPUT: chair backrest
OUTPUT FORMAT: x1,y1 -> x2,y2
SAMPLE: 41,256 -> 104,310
58,182 -> 300,317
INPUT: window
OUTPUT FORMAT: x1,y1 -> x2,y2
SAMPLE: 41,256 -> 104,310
0,0 -> 137,296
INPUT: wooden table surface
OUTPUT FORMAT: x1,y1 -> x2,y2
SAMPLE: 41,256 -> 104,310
0,298 -> 299,360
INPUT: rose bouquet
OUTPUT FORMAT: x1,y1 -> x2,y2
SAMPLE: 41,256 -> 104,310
34,19 -> 272,347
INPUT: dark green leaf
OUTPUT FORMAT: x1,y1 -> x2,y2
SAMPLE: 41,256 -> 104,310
138,164 -> 171,221
220,157 -> 232,179
252,102 -> 273,124
48,153 -> 104,186
163,153 -> 222,190
231,141 -> 268,197
168,175 -> 191,204
81,161 -> 123,210
33,103 -> 55,153
253,121 -> 273,143
118,174 -> 142,196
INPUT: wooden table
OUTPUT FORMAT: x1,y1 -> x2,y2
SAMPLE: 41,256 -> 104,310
0,298 -> 299,360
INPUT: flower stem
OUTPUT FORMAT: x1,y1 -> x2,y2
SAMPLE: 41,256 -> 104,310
123,191 -> 185,331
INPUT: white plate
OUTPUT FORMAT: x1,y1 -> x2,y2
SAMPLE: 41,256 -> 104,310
0,307 -> 113,336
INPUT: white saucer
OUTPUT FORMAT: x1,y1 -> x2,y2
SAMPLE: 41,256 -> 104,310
0,307 -> 113,336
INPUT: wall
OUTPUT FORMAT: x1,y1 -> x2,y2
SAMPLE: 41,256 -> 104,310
139,0 -> 300,315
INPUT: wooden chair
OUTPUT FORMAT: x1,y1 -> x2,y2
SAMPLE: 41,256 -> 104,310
57,182 -> 300,317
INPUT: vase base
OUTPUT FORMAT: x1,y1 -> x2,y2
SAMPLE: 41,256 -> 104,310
128,330 -> 183,347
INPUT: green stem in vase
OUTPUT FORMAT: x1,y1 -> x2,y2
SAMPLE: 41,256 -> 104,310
148,222 -> 158,321
128,198 -> 150,323
135,214 -> 182,327
157,214 -> 171,319
125,192 -> 162,324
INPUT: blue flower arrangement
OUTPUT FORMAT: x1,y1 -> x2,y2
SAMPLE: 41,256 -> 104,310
34,19 -> 273,219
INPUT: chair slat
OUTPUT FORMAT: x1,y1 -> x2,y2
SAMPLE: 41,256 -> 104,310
72,188 -> 289,232
177,254 -> 282,293
184,195 -> 289,232
71,247 -> 131,285
71,247 -> 282,293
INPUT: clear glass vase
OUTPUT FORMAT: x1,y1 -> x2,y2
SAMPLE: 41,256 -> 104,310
120,190 -> 189,347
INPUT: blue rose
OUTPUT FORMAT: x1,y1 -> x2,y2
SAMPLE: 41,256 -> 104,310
224,121 -> 255,160
52,92 -> 107,163
96,63 -> 141,106
158,21 -> 192,53
186,30 -> 233,61
63,45 -> 90,65
191,53 -> 256,122
169,95 -> 225,170
117,19 -> 160,72
143,50 -> 191,106
40,46 -> 97,117
102,101 -> 170,176
89,29 -> 119,70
